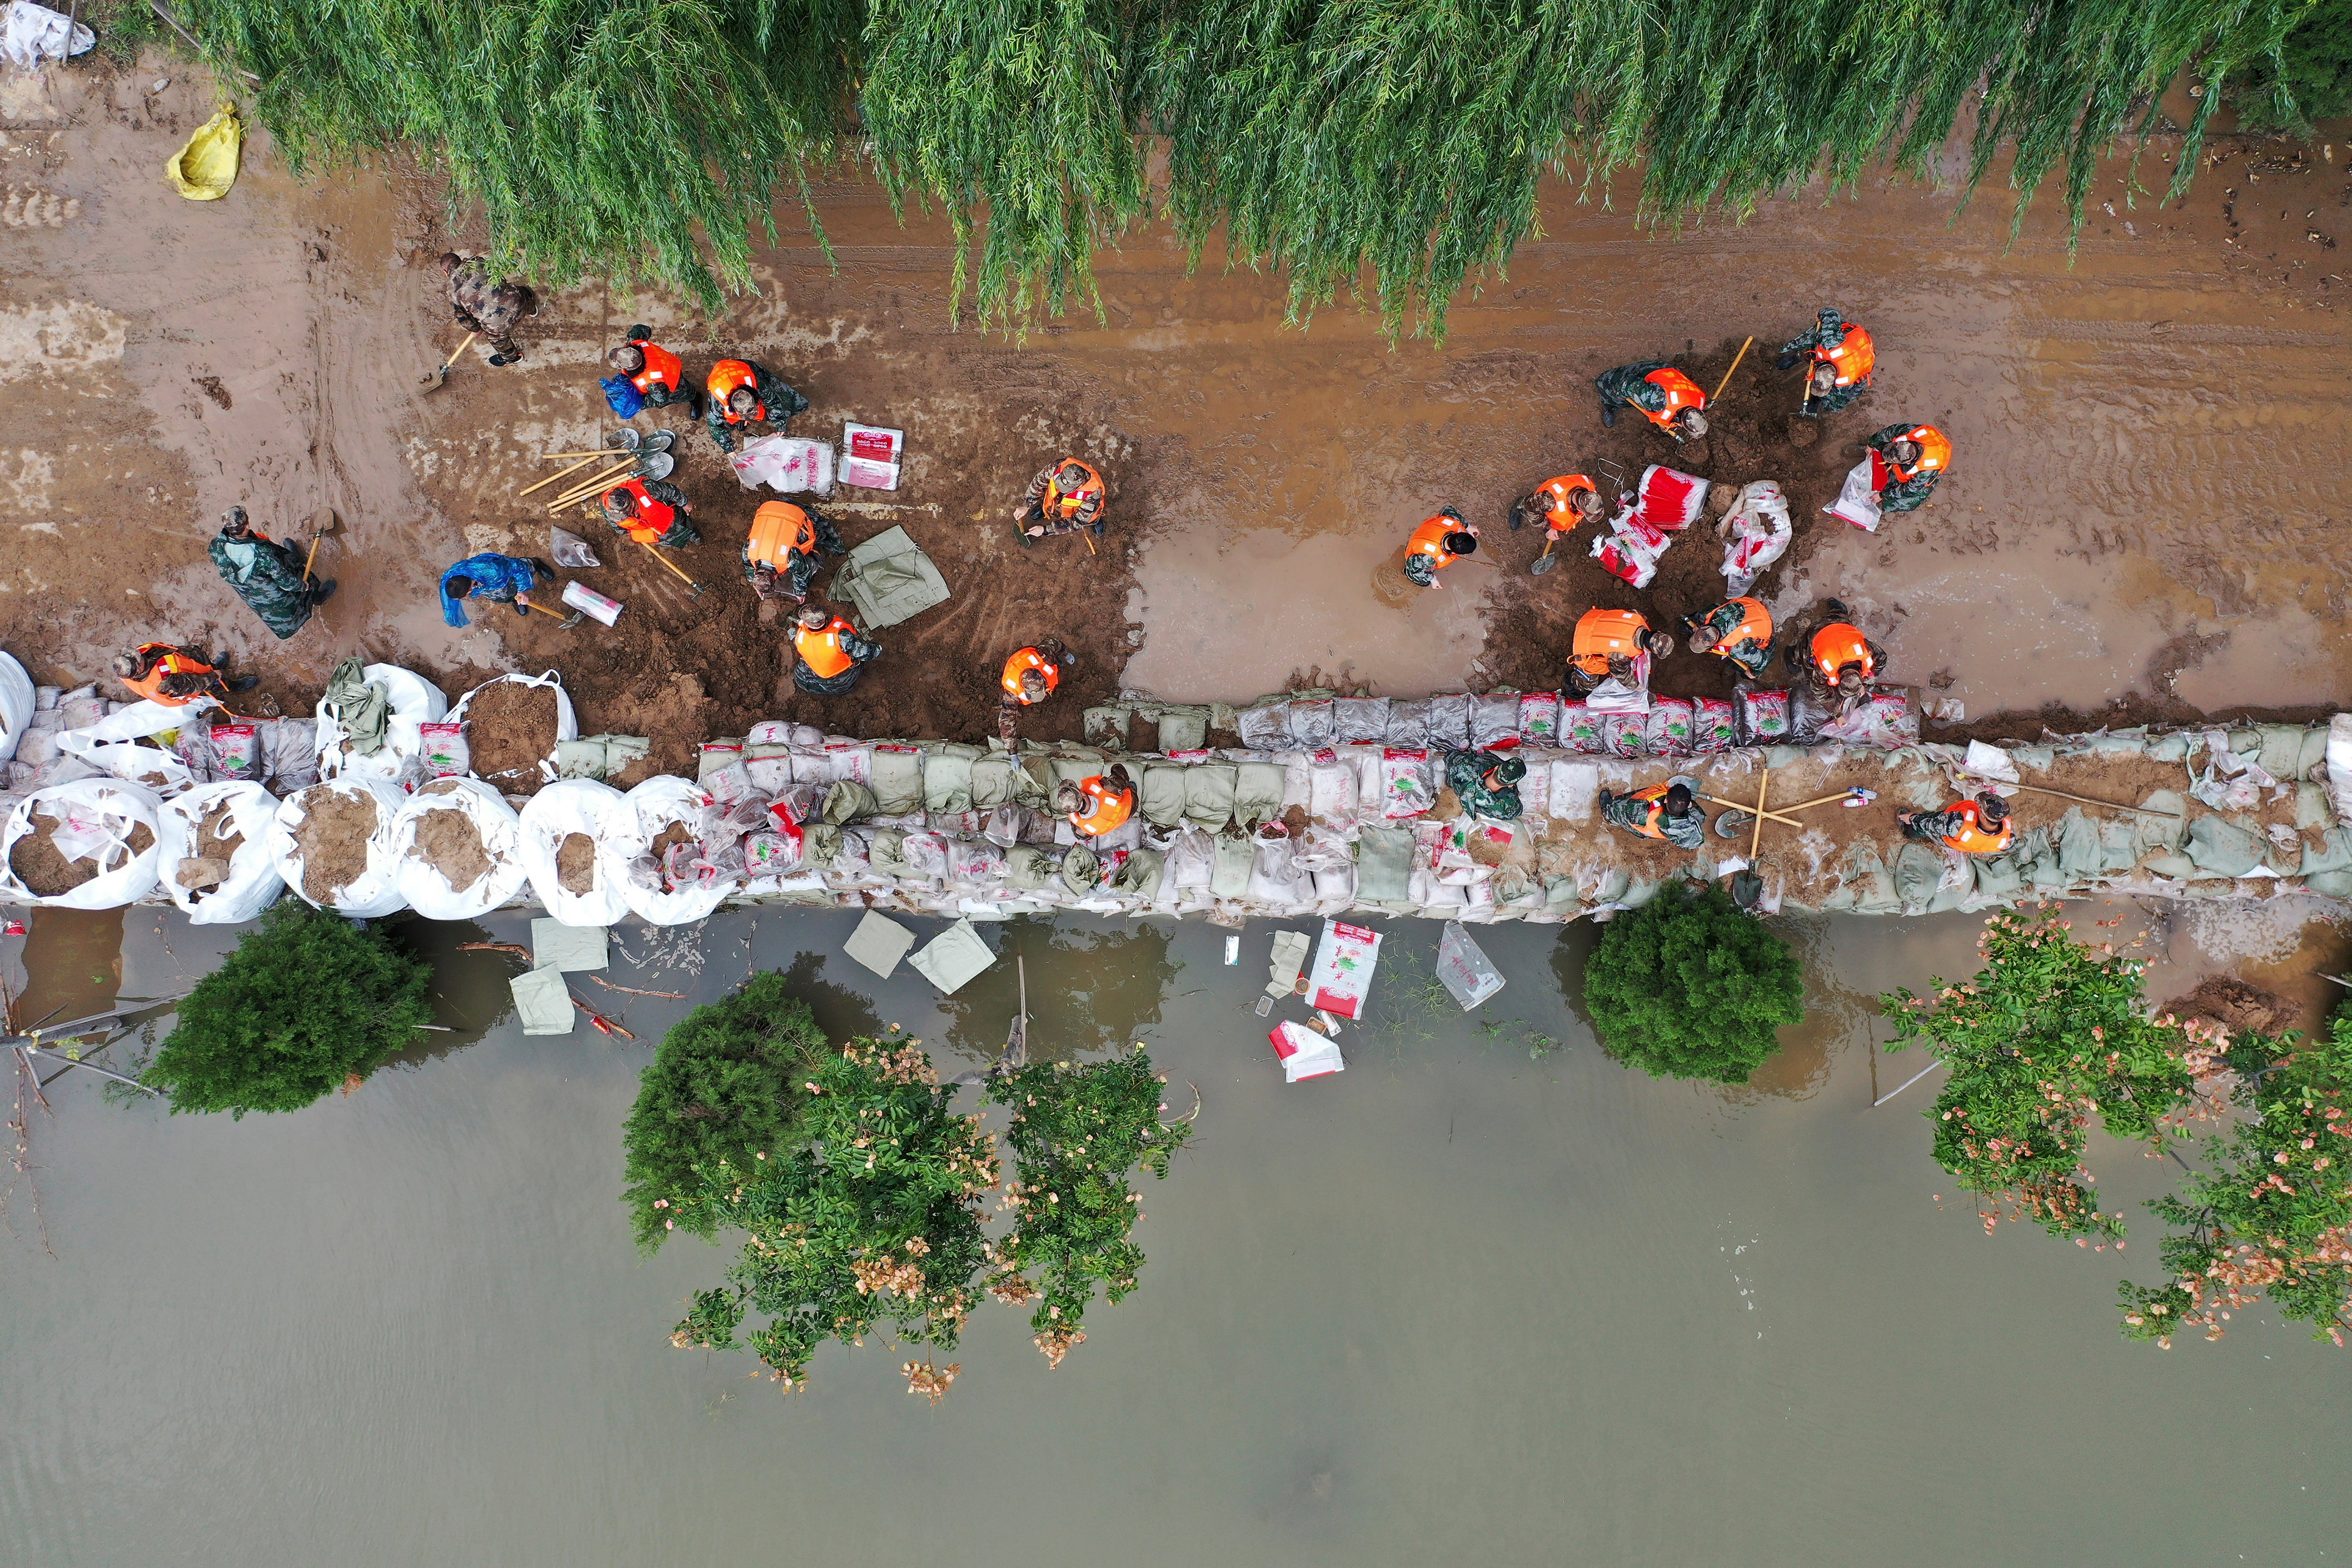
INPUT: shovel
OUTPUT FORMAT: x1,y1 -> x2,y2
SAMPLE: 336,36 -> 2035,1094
1530,532 -> 1559,576
301,508 -> 342,583
420,332 -> 476,392
517,597 -> 585,630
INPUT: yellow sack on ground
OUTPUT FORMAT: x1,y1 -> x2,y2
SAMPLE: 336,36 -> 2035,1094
165,107 -> 241,201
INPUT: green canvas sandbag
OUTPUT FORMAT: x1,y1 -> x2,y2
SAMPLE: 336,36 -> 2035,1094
1005,846 -> 1058,890
1209,833 -> 1253,899
1047,755 -> 1097,797
1894,840 -> 1944,915
1060,847 -> 1102,897
2140,852 -> 2198,880
2185,817 -> 2261,877
1083,707 -> 1131,747
1158,708 -> 1209,753
1542,874 -> 1579,913
1972,851 -> 2024,904
1185,764 -> 1238,829
2257,724 -> 2309,783
2011,826 -> 2066,890
2297,781 -> 2334,833
1619,876 -> 1663,909
1140,763 -> 1189,828
2307,870 -> 2352,898
1109,848 -> 1163,895
923,748 -> 977,814
1356,826 -> 1415,902
870,746 -> 924,817
2056,809 -> 2103,878
1587,866 -> 1631,907
1843,840 -> 1902,914
823,779 -> 877,824
2097,818 -> 2140,875
867,828 -> 912,880
2133,790 -> 2189,853
2299,825 -> 2352,877
2144,733 -> 2192,762
2298,727 -> 2331,782
1233,762 -> 1287,829
800,823 -> 841,867
971,756 -> 1016,811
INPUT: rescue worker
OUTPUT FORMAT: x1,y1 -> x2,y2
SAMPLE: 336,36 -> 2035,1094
1776,307 -> 1875,417
209,507 -> 333,639
1568,607 -> 1675,696
1780,599 -> 1889,701
1509,473 -> 1605,535
439,252 -> 536,366
606,325 -> 701,417
1681,596 -> 1775,677
791,603 -> 881,695
1056,764 -> 1136,838
1442,747 -> 1526,821
602,475 -> 699,550
1403,507 -> 1479,588
1595,360 -> 1708,440
111,642 -> 255,706
1863,423 -> 1951,513
1899,791 -> 2014,855
1598,777 -> 1707,850
703,356 -> 809,453
741,499 -> 845,603
1016,458 -> 1109,542
439,552 -> 550,628
998,639 -> 1075,740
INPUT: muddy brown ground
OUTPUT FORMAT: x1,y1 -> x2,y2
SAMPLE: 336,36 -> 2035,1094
0,53 -> 2347,755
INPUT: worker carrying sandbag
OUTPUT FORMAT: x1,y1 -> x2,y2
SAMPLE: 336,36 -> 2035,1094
209,507 -> 333,640
1057,764 -> 1136,838
1443,747 -> 1525,820
440,552 -> 550,627
704,357 -> 809,453
1599,777 -> 1707,849
791,603 -> 881,695
742,500 -> 845,603
1863,423 -> 1950,513
1777,307 -> 1875,417
1899,791 -> 2014,855
111,642 -> 255,706
1403,508 -> 1479,588
1682,596 -> 1775,677
1595,361 -> 1708,439
1780,599 -> 1888,700
1510,473 -> 1604,535
440,252 -> 536,366
1568,607 -> 1673,696
606,325 -> 701,417
603,476 -> 699,549
1016,458 -> 1109,542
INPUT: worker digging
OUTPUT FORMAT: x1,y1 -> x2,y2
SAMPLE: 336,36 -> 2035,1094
1594,359 -> 1708,439
1778,307 -> 1876,417
604,325 -> 702,419
704,356 -> 809,452
440,251 -> 537,367
1016,457 -> 1109,543
742,499 -> 847,606
440,553 -> 552,627
209,507 -> 334,639
999,639 -> 1075,740
791,603 -> 881,695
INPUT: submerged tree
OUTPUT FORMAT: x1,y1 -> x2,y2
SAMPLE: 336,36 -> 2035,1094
142,901 -> 432,1116
1584,882 -> 1803,1085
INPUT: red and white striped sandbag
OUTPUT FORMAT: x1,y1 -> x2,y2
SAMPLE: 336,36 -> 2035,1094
1634,464 -> 1708,533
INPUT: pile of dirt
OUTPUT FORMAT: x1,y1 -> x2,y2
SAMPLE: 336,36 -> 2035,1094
555,831 -> 597,895
411,806 -> 492,891
176,803 -> 248,899
648,820 -> 695,858
291,789 -> 379,904
2161,975 -> 2294,1038
9,812 -> 154,897
463,682 -> 561,794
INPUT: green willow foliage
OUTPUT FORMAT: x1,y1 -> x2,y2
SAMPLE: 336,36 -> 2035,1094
172,1 -> 2312,334
1583,882 -> 1803,1085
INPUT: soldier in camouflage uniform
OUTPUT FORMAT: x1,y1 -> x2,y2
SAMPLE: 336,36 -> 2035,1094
209,508 -> 333,639
440,252 -> 537,366
1598,777 -> 1707,849
1441,747 -> 1525,821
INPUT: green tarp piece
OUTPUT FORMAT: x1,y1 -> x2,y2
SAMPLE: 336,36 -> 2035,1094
908,918 -> 996,995
832,525 -> 950,630
843,910 -> 916,979
508,965 -> 575,1035
1357,826 -> 1415,902
530,919 -> 607,972
321,658 -> 390,755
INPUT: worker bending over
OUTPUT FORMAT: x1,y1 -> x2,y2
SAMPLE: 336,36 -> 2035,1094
1682,596 -> 1775,676
1016,458 -> 1108,542
1443,747 -> 1526,820
1899,792 -> 2014,855
209,507 -> 333,639
440,552 -> 549,627
1511,473 -> 1604,535
603,476 -> 699,550
1864,423 -> 1950,513
1403,508 -> 1479,588
1595,361 -> 1708,439
742,500 -> 845,604
111,642 -> 255,706
1777,307 -> 1875,416
1058,764 -> 1136,838
1569,607 -> 1674,696
999,639 -> 1075,740
440,252 -> 535,366
606,325 -> 700,417
791,603 -> 881,695
1781,599 -> 1887,702
1599,778 -> 1707,849
704,357 -> 809,453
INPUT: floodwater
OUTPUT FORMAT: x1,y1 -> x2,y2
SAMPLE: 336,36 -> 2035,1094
3,901 -> 2348,1567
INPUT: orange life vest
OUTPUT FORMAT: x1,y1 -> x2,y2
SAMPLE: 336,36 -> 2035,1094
1939,801 -> 2014,855
1002,646 -> 1060,703
1703,597 -> 1773,659
1638,367 -> 1706,431
1045,460 -> 1106,521
746,501 -> 815,569
707,359 -> 766,425
1815,325 -> 1875,388
1407,517 -> 1464,571
1572,608 -> 1651,678
122,643 -> 214,708
1884,423 -> 1952,478
1810,623 -> 1876,687
605,478 -> 675,544
794,616 -> 857,679
629,337 -> 683,396
1533,473 -> 1600,534
1626,782 -> 1677,841
1070,775 -> 1134,837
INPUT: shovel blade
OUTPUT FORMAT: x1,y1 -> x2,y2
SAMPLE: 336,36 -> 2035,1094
1528,552 -> 1557,576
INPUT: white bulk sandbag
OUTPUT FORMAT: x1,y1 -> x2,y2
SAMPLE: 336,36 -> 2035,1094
447,670 -> 581,785
317,664 -> 449,787
0,651 -> 38,765
156,781 -> 285,924
71,740 -> 197,797
389,777 -> 530,920
601,775 -> 733,925
519,778 -> 631,927
266,778 -> 411,918
0,777 -> 164,908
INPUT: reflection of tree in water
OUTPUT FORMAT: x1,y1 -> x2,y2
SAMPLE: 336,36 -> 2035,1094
933,918 -> 1181,1069
771,950 -> 882,1044
381,917 -> 508,1062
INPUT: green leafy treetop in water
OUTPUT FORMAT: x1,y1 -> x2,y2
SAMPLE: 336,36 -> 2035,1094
1583,882 -> 1804,1085
141,902 -> 433,1117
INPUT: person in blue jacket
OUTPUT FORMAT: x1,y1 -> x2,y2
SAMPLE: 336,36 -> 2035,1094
440,553 -> 550,627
